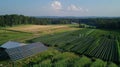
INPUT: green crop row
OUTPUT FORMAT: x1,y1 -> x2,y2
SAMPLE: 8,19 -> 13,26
29,28 -> 120,64
10,48 -> 118,67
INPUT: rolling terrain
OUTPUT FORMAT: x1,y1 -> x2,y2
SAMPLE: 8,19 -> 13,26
0,24 -> 120,67
0,24 -> 78,45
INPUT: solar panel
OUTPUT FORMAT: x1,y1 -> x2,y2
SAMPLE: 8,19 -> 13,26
5,42 -> 48,61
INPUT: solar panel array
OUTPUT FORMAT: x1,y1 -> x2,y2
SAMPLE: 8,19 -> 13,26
5,42 -> 48,61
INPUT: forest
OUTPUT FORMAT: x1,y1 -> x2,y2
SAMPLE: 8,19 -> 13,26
0,14 -> 120,29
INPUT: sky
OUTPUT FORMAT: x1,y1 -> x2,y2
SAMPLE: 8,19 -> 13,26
0,0 -> 120,17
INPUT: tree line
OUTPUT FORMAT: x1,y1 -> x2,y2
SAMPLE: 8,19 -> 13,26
0,14 -> 70,27
0,14 -> 120,29
78,18 -> 120,29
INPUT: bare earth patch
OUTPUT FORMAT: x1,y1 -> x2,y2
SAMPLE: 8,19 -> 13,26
7,25 -> 78,34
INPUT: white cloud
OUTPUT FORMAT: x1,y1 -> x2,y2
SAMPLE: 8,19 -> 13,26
50,1 -> 88,15
51,1 -> 62,10
67,4 -> 81,11
67,4 -> 88,12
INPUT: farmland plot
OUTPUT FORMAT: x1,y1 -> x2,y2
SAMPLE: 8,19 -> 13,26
29,29 -> 120,64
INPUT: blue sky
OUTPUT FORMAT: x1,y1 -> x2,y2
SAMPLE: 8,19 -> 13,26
0,0 -> 120,16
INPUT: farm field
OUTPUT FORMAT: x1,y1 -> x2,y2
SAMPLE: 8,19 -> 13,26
0,24 -> 78,45
0,29 -> 32,45
29,28 -> 120,65
2,48 -> 118,67
0,0 -> 120,66
6,24 -> 78,35
0,24 -> 120,67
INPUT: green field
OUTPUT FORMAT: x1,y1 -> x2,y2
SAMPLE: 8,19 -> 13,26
0,24 -> 120,67
0,29 -> 32,45
29,28 -> 120,64
3,48 -> 118,67
0,24 -> 78,45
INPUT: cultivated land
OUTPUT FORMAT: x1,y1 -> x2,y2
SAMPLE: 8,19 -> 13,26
0,24 -> 78,45
7,25 -> 78,34
0,24 -> 120,67
29,28 -> 120,64
0,29 -> 32,45
1,48 -> 118,67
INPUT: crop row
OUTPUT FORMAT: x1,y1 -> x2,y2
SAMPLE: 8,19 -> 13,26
14,49 -> 118,67
30,29 -> 120,64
